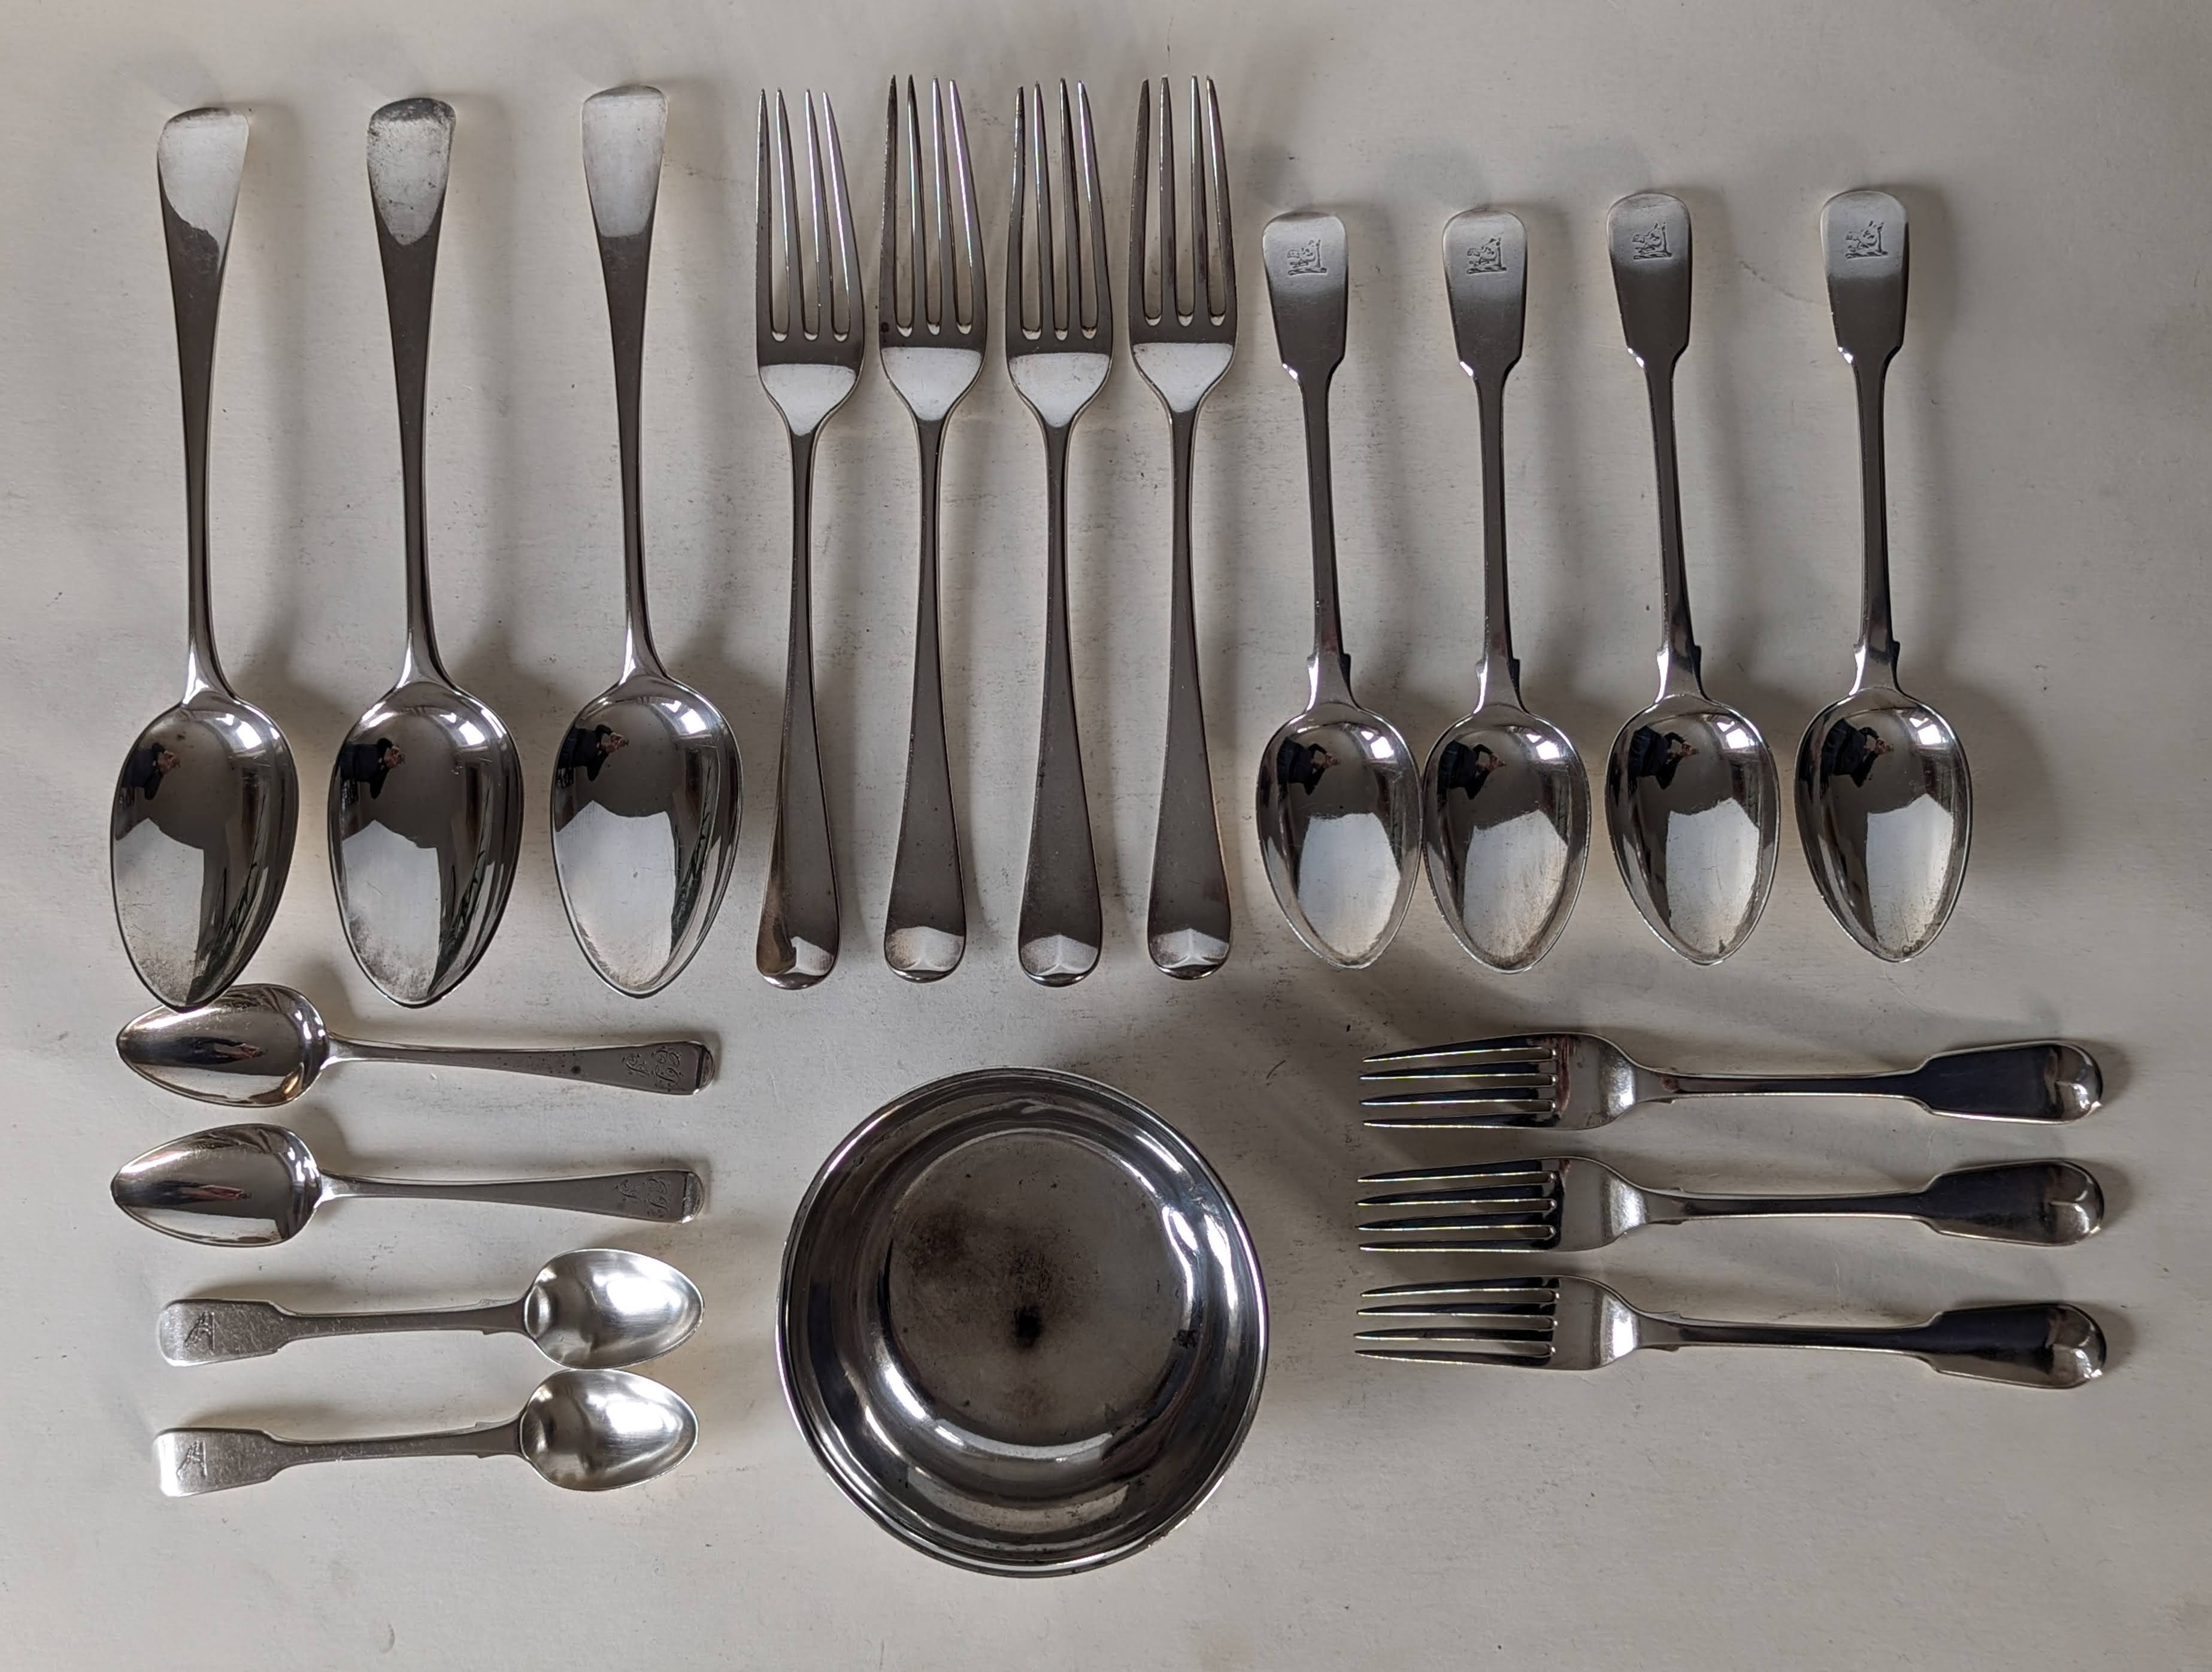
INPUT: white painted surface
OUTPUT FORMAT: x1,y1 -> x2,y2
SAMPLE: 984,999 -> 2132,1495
5,2 -> 2211,1666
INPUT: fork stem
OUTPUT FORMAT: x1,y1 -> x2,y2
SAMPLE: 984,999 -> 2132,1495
1643,1185 -> 1935,1228
1298,378 -> 1354,709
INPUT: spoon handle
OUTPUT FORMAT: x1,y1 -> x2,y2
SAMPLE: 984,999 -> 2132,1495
156,1419 -> 519,1496
156,108 -> 250,695
159,1297 -> 518,1365
334,1035 -> 713,1094
1823,189 -> 1908,690
331,1167 -> 703,1221
1442,210 -> 1526,705
1261,213 -> 1352,708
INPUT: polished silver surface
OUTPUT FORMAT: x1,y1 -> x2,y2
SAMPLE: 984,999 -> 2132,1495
1358,1276 -> 2104,1389
160,1247 -> 703,1368
1425,210 -> 1589,972
1362,1030 -> 2102,1126
155,1368 -> 696,1496
756,90 -> 863,990
1602,193 -> 1778,964
116,982 -> 712,1107
878,78 -> 983,982
329,99 -> 522,1008
1130,77 -> 1235,979
1798,191 -> 1972,961
778,1067 -> 1267,1575
111,1122 -> 703,1246
1256,213 -> 1421,967
552,86 -> 741,998
1007,82 -> 1111,986
1360,1157 -> 2104,1252
112,108 -> 299,1011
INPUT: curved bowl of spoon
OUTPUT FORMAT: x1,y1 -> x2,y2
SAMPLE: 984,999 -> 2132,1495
1257,702 -> 1423,969
1425,701 -> 1589,972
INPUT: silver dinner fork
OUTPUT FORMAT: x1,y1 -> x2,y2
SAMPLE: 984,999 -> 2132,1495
755,90 -> 863,990
1358,1157 -> 2105,1252
878,78 -> 984,983
1007,80 -> 1111,987
1130,76 -> 1235,979
1362,1031 -> 2104,1126
1357,1276 -> 2105,1389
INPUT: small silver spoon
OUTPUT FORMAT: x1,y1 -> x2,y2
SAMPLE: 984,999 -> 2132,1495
111,108 -> 298,1010
116,982 -> 713,1107
331,100 -> 523,1006
1602,194 -> 1778,964
1798,192 -> 1972,960
1425,211 -> 1589,972
159,1247 -> 704,1368
112,1122 -> 702,1246
1256,213 -> 1421,967
552,86 -> 741,997
156,1368 -> 696,1495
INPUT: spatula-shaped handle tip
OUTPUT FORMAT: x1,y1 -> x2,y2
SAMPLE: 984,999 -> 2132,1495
1822,188 -> 1907,365
1262,211 -> 1347,381
582,84 -> 667,241
1607,191 -> 1691,368
157,107 -> 250,253
367,98 -> 454,247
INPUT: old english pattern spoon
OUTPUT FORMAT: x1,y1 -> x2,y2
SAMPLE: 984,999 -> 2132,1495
1007,81 -> 1111,986
112,108 -> 298,1010
878,78 -> 983,982
756,91 -> 863,990
156,1368 -> 696,1495
1130,76 -> 1235,979
1425,211 -> 1589,971
1603,193 -> 1778,964
1256,213 -> 1421,967
552,86 -> 742,997
1797,191 -> 1972,960
330,99 -> 523,1006
117,982 -> 713,1107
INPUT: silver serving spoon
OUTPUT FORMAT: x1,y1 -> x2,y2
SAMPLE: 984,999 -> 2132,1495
116,982 -> 713,1107
1602,194 -> 1778,964
1797,192 -> 1971,960
111,108 -> 298,1010
112,1122 -> 703,1246
155,1368 -> 696,1496
1425,211 -> 1589,971
1256,213 -> 1420,967
552,86 -> 741,997
159,1247 -> 704,1368
330,100 -> 523,1007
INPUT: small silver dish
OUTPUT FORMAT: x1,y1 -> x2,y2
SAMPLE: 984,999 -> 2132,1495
777,1067 -> 1268,1575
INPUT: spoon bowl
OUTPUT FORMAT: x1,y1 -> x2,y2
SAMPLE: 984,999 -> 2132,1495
520,1368 -> 698,1491
1425,703 -> 1589,972
1257,704 -> 1422,968
526,1248 -> 703,1369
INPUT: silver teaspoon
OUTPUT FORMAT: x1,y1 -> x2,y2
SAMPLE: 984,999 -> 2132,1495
117,982 -> 713,1107
1425,211 -> 1589,971
1602,193 -> 1778,964
160,1247 -> 703,1368
1797,192 -> 1972,960
112,1122 -> 702,1247
111,109 -> 298,1010
1256,213 -> 1421,967
156,1368 -> 696,1496
552,87 -> 742,997
330,100 -> 523,1006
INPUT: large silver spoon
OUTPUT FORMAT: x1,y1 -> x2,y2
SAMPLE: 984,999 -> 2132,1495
1256,213 -> 1421,967
111,1122 -> 702,1246
111,109 -> 298,1010
1602,194 -> 1778,964
1425,211 -> 1589,971
159,1247 -> 703,1368
156,1368 -> 696,1496
1797,192 -> 1971,960
552,86 -> 741,997
116,982 -> 713,1107
330,100 -> 523,1007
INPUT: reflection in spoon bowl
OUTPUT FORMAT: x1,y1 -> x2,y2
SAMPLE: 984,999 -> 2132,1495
520,1368 -> 698,1491
1425,707 -> 1589,972
1257,705 -> 1422,968
1797,688 -> 1969,961
551,674 -> 741,998
1605,696 -> 1778,964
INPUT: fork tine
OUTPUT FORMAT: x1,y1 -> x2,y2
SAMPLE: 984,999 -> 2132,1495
1357,1346 -> 1550,1367
824,94 -> 859,340
1359,1063 -> 1556,1085
1356,1327 -> 1553,1347
1076,80 -> 1108,332
1205,78 -> 1234,323
946,81 -> 980,329
1033,83 -> 1056,333
1186,77 -> 1207,320
1363,1104 -> 1558,1128
1127,78 -> 1150,326
756,93 -> 777,338
1359,1240 -> 1555,1255
1365,1276 -> 1559,1301
1006,84 -> 1027,334
877,79 -> 899,333
1359,1213 -> 1555,1234
1360,1158 -> 1555,1185
897,80 -> 922,332
774,92 -> 799,339
1156,77 -> 1178,320
1357,1184 -> 1554,1209
926,79 -> 951,332
1364,1035 -> 1547,1064
804,93 -> 829,338
1056,80 -> 1080,331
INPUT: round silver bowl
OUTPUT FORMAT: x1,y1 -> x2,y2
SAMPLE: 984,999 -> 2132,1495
777,1067 -> 1268,1576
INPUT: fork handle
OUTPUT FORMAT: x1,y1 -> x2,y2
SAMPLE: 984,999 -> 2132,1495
1662,1042 -> 2101,1121
1646,1161 -> 2104,1246
1648,1304 -> 2105,1389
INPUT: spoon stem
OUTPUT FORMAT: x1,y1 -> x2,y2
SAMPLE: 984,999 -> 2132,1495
329,1034 -> 712,1094
1297,377 -> 1353,709
1473,372 -> 1520,708
1852,356 -> 1899,690
1642,362 -> 1702,700
328,1168 -> 702,1222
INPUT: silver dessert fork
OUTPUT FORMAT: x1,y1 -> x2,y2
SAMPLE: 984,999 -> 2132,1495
755,90 -> 863,990
1130,76 -> 1235,979
1007,80 -> 1111,987
878,78 -> 984,983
